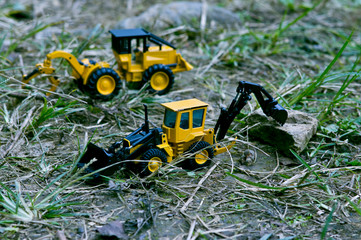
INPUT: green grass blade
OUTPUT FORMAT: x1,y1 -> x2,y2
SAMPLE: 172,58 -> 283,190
279,0 -> 322,36
31,98 -> 80,130
289,30 -> 354,106
0,181 -> 17,199
320,203 -> 336,240
0,32 -> 7,54
226,172 -> 285,190
34,171 -> 69,203
5,21 -> 63,58
290,149 -> 322,181
71,24 -> 103,56
271,0 -> 323,48
320,65 -> 360,121
345,196 -> 361,216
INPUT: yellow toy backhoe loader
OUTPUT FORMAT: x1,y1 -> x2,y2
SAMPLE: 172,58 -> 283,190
78,81 -> 288,177
22,28 -> 193,100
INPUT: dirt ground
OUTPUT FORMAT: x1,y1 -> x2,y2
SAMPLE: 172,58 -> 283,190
1,0 -> 361,239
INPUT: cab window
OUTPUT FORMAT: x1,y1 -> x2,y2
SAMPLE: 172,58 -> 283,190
164,109 -> 177,128
193,109 -> 204,128
180,112 -> 189,129
117,38 -> 130,54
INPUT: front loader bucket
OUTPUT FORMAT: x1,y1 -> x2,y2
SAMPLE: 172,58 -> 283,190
181,56 -> 193,71
78,143 -> 117,176
173,55 -> 193,73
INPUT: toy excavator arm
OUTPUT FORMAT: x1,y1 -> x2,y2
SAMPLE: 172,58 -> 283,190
214,81 -> 288,141
22,50 -> 85,95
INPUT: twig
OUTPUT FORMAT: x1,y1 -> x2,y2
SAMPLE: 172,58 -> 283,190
1,106 -> 35,159
197,38 -> 241,77
1,73 -> 88,104
260,151 -> 280,182
181,161 -> 219,212
186,220 -> 197,240
0,89 -> 45,100
196,215 -> 229,238
127,0 -> 133,10
83,220 -> 88,240
235,138 -> 271,157
200,0 -> 207,32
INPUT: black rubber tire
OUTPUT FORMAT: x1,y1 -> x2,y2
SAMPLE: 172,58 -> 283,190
183,141 -> 214,170
138,148 -> 167,177
142,64 -> 174,95
86,68 -> 121,100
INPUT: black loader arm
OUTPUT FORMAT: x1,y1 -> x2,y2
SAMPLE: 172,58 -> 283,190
214,81 -> 288,141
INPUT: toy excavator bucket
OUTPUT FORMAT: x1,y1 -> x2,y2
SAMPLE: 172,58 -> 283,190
78,143 -> 116,176
264,102 -> 288,126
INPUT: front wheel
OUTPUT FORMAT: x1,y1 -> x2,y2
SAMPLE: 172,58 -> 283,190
142,64 -> 174,95
86,68 -> 121,100
183,141 -> 214,170
138,148 -> 168,176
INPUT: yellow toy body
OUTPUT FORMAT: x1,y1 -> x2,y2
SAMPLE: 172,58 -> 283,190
160,99 -> 233,161
22,29 -> 193,99
109,29 -> 192,94
79,82 -> 288,178
80,98 -> 235,177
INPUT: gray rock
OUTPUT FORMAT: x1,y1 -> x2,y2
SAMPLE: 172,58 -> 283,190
97,221 -> 128,239
246,109 -> 318,155
240,149 -> 257,166
116,2 -> 242,30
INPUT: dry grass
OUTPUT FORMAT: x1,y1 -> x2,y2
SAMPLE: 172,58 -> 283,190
0,0 -> 361,239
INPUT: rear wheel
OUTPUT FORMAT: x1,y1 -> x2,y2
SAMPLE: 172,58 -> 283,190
183,141 -> 214,170
138,148 -> 167,176
86,68 -> 121,100
142,64 -> 174,95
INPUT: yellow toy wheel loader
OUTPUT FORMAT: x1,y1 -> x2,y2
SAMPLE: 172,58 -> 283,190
22,28 -> 193,100
78,81 -> 288,177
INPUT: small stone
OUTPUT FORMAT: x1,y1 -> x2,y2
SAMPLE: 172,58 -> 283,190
56,230 -> 67,240
240,149 -> 257,166
246,109 -> 318,156
97,221 -> 128,239
116,2 -> 242,30
77,226 -> 84,234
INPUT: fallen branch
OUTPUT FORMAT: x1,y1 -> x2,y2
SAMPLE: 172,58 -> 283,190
181,161 -> 219,212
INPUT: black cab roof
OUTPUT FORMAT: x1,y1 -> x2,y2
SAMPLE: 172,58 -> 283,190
109,28 -> 149,38
109,28 -> 176,54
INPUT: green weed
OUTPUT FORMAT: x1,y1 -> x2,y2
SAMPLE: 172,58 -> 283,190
30,97 -> 83,131
320,203 -> 336,240
285,213 -> 312,227
2,21 -> 64,60
71,24 -> 104,57
345,196 -> 361,217
289,31 -> 354,106
0,149 -> 103,222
